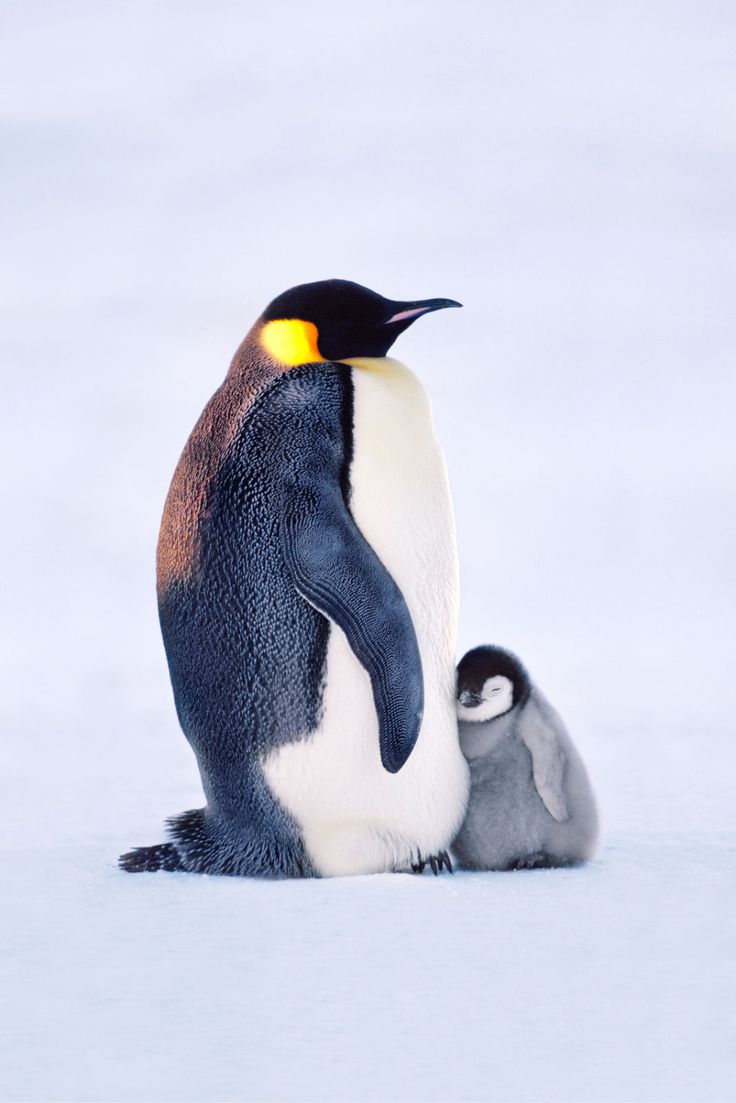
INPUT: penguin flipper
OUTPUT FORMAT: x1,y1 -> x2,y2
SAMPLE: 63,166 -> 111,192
282,468 -> 424,774
519,697 -> 570,822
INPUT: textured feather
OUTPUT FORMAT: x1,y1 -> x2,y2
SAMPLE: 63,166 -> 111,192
519,695 -> 570,822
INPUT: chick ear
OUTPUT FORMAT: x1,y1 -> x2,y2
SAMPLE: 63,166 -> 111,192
519,697 -> 570,822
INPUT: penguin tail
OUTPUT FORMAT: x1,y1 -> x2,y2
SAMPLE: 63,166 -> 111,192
120,808 -> 316,877
118,842 -> 184,873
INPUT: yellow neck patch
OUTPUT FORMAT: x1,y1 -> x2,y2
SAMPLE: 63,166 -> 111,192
260,318 -> 324,367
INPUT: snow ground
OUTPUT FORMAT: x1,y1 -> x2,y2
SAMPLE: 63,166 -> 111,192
1,834 -> 734,1103
2,2 -> 736,1101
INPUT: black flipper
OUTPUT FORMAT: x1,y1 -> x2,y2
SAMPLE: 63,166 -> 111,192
282,454 -> 424,773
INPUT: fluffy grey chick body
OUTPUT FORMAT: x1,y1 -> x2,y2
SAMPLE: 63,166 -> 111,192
452,646 -> 598,871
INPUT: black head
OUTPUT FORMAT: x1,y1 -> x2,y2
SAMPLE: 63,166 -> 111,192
456,645 -> 532,711
259,278 -> 461,364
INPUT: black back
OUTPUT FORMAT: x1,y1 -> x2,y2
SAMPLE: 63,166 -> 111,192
157,363 -> 354,873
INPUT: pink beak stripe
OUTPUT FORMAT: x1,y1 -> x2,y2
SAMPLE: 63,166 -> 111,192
385,306 -> 431,324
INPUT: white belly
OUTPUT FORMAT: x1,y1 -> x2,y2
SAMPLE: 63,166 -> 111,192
263,356 -> 470,875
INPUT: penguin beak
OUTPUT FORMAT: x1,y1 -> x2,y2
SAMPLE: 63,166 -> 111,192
384,298 -> 462,325
459,689 -> 483,708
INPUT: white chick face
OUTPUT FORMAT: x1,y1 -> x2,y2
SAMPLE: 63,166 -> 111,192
457,674 -> 514,723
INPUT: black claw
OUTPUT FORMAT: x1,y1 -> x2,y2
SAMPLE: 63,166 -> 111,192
411,849 -> 426,874
411,849 -> 454,876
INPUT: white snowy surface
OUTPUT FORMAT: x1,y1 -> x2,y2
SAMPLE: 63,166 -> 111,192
2,2 -> 735,1101
1,834 -> 734,1103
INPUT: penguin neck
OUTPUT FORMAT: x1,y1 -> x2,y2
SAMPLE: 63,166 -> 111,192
225,340 -> 414,391
458,709 -> 518,761
227,325 -> 288,382
342,355 -> 407,378
342,357 -> 427,408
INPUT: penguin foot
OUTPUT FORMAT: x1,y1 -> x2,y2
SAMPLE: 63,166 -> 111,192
505,851 -> 555,872
411,850 -> 453,876
119,842 -> 184,873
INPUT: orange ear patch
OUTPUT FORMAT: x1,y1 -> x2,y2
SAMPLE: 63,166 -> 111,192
260,319 -> 324,367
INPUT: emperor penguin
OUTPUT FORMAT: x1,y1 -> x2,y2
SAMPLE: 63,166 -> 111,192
120,279 -> 470,877
452,645 -> 598,871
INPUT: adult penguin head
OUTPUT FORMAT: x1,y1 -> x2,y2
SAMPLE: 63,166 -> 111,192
258,278 -> 462,366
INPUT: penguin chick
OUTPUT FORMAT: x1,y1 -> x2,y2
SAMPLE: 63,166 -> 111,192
452,645 -> 598,871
